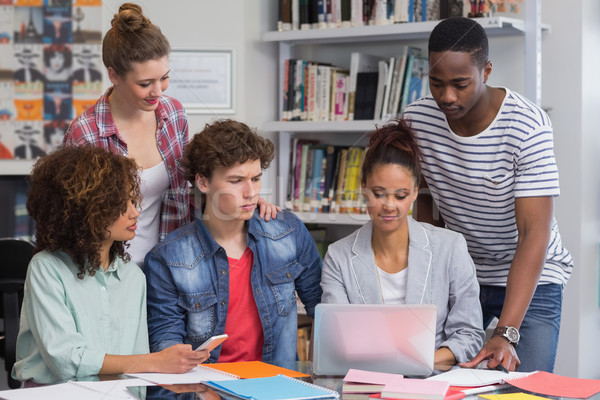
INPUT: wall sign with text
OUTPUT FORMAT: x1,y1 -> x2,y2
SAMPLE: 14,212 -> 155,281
168,49 -> 234,114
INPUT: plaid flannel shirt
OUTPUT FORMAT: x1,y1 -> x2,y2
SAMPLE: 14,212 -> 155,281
64,87 -> 193,241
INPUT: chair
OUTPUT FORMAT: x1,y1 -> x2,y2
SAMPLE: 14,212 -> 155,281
0,238 -> 34,389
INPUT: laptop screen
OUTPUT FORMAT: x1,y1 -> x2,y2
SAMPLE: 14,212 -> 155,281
312,303 -> 436,376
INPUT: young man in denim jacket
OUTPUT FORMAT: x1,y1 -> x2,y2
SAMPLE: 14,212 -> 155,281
144,119 -> 323,364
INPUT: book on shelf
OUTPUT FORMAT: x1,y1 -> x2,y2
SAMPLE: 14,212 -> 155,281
333,147 -> 349,213
400,53 -> 429,114
373,59 -> 389,120
341,147 -> 363,213
341,0 -> 352,27
309,146 -> 326,212
286,141 -> 369,215
348,52 -> 385,120
331,69 -> 349,121
354,71 -> 379,120
395,0 -> 410,22
317,64 -> 332,121
279,0 -> 293,31
381,376 -> 450,400
322,145 -> 341,213
380,56 -> 395,120
277,0 -> 456,33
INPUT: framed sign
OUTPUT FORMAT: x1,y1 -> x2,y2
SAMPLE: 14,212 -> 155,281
168,49 -> 234,114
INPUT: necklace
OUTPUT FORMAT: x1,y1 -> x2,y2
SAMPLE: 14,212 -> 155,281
375,265 -> 386,304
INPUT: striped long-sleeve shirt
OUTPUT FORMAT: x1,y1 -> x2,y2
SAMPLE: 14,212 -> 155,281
404,88 -> 573,286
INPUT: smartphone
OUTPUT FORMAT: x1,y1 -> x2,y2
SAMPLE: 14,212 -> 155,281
196,334 -> 228,352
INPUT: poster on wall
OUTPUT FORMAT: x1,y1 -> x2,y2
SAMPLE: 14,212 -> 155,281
0,0 -> 103,160
168,49 -> 235,114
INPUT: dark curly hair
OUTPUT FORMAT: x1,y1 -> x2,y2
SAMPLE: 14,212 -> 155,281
102,3 -> 170,76
428,17 -> 489,69
27,146 -> 141,279
182,119 -> 274,184
362,118 -> 422,187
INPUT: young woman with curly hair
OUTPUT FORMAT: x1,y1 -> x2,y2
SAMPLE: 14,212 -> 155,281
12,146 -> 208,386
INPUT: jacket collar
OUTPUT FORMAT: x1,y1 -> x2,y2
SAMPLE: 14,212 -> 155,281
193,212 -> 262,257
350,217 -> 432,304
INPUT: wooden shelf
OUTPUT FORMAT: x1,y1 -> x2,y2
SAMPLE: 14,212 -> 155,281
291,211 -> 370,225
263,17 -> 549,45
0,160 -> 35,175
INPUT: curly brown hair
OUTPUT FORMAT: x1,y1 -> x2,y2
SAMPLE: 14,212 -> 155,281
182,119 -> 274,184
27,146 -> 141,279
102,3 -> 170,76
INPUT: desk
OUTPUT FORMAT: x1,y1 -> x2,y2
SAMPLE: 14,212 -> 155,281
3,363 -> 600,400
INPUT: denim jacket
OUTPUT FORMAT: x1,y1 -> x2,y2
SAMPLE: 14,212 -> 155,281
145,210 -> 323,364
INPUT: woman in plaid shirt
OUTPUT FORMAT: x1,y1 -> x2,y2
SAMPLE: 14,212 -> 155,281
65,3 -> 277,267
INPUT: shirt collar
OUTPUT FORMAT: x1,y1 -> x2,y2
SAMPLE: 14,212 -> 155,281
95,87 -> 168,138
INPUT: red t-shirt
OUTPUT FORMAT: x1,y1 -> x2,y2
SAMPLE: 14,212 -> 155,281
218,247 -> 264,362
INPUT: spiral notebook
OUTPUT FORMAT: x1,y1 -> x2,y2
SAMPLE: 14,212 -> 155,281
205,374 -> 340,399
128,364 -> 239,384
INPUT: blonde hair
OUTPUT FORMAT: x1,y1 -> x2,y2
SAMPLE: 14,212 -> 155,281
102,3 -> 170,75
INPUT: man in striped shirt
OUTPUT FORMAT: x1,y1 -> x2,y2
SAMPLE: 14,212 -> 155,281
404,17 -> 572,373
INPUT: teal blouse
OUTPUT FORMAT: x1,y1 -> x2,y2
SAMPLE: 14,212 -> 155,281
12,250 -> 148,384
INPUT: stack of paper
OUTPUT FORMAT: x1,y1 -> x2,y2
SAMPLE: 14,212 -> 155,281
342,369 -> 403,400
380,376 -> 449,400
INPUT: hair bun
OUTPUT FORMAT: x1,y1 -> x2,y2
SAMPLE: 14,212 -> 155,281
111,3 -> 149,33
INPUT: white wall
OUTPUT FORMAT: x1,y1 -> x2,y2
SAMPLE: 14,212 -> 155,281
544,0 -> 600,379
102,0 -> 600,377
102,0 -> 279,200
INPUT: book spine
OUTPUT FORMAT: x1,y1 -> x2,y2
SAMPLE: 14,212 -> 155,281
282,59 -> 290,120
311,147 -> 325,212
280,0 -> 293,31
300,0 -> 311,29
307,63 -> 318,121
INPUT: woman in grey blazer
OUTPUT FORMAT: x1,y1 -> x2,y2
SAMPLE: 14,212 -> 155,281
321,119 -> 484,367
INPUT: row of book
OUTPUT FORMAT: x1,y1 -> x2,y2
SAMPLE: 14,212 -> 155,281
282,48 -> 429,122
286,140 -> 368,214
277,0 -> 462,31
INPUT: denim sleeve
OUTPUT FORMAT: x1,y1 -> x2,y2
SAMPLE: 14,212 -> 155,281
439,234 -> 486,363
145,250 -> 186,352
293,221 -> 323,317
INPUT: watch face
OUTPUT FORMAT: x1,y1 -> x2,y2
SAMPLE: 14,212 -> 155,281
506,327 -> 520,342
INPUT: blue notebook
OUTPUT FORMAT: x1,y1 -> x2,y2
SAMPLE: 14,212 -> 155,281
206,374 -> 339,400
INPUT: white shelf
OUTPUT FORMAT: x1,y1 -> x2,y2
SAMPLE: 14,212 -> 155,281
291,211 -> 370,225
0,160 -> 34,175
263,17 -> 549,45
263,120 -> 380,132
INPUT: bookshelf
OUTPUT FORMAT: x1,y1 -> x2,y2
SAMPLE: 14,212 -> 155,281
262,13 -> 547,226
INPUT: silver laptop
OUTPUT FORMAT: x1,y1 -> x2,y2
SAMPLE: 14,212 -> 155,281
312,303 -> 436,376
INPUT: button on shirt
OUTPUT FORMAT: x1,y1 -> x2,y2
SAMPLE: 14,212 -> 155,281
12,250 -> 149,384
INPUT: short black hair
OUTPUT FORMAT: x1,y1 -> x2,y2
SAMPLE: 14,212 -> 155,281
428,17 -> 489,69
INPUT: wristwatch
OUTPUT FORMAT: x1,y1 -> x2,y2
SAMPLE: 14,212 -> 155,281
492,326 -> 520,346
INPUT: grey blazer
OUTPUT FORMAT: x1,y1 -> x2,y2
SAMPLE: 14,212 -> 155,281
321,217 -> 485,363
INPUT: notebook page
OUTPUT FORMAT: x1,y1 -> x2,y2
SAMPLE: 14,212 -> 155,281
128,365 -> 239,384
426,367 -> 534,387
